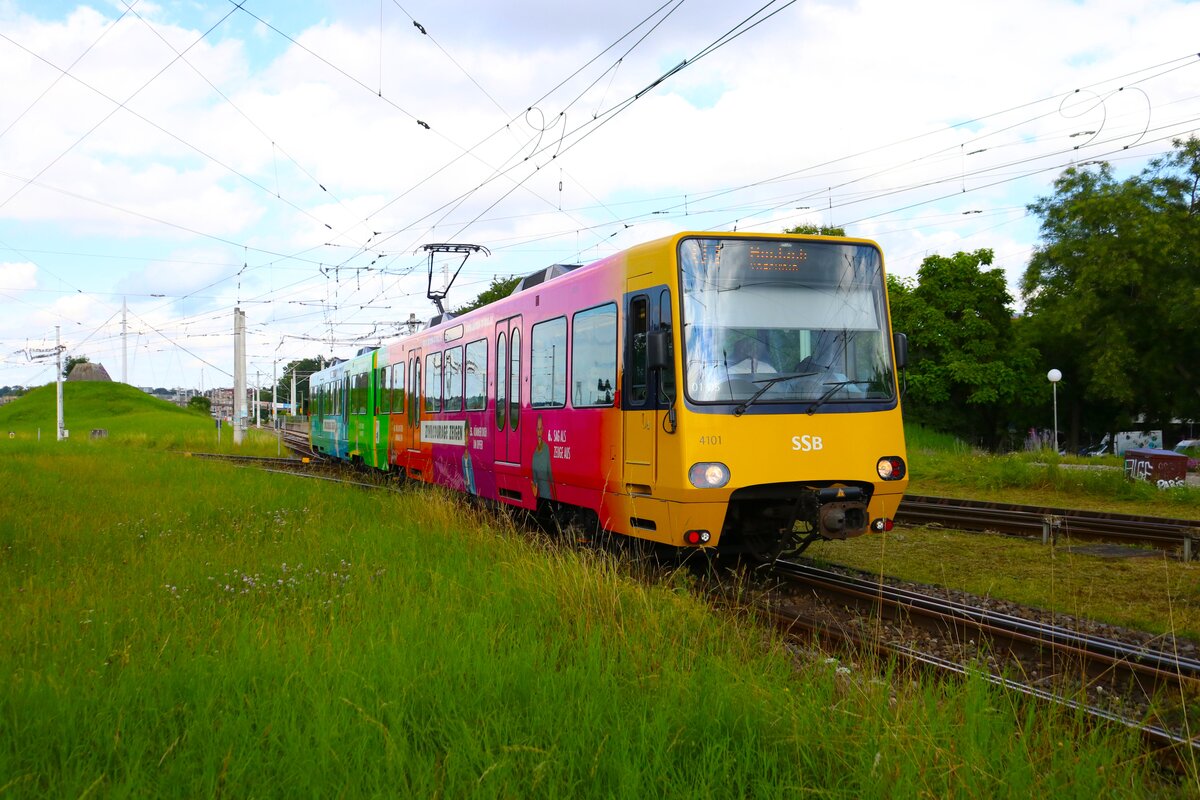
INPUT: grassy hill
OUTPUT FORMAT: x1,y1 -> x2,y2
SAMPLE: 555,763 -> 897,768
0,381 -> 272,453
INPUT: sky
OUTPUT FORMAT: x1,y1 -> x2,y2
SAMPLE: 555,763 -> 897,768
1,0 -> 1198,391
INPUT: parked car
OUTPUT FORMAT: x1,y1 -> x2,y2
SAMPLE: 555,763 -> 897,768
1173,439 -> 1200,471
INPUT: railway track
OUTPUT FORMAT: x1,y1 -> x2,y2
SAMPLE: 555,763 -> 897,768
897,495 -> 1200,559
764,559 -> 1200,758
279,425 -> 321,458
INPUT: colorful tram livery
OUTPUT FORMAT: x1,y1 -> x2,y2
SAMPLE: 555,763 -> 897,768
309,231 -> 909,555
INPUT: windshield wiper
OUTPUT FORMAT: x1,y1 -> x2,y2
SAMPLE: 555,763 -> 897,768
805,380 -> 872,415
733,372 -> 816,416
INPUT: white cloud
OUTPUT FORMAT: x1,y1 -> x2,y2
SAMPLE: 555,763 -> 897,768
1,0 -> 1199,387
0,260 -> 37,291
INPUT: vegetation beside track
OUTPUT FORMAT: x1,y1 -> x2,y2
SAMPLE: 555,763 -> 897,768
0,391 -> 1188,796
0,381 -> 282,455
808,425 -> 1200,643
809,526 -> 1200,642
903,425 -> 1200,518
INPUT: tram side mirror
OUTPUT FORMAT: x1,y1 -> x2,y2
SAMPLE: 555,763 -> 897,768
893,332 -> 908,369
647,330 -> 672,371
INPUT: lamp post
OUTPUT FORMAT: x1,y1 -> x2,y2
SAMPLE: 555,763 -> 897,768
1047,369 -> 1062,453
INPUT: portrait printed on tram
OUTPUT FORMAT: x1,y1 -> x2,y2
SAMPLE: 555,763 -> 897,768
531,414 -> 555,500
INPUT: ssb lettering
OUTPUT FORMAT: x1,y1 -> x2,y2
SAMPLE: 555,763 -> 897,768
791,435 -> 823,452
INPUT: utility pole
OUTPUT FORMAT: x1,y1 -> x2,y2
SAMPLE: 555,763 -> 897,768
290,369 -> 297,417
255,369 -> 261,428
272,360 -> 278,426
121,297 -> 128,384
233,308 -> 246,445
55,326 -> 66,441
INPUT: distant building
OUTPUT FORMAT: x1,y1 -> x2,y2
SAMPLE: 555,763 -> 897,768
208,388 -> 234,421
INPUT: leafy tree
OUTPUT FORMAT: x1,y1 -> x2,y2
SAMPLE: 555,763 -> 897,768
273,357 -> 324,413
784,223 -> 847,237
1022,137 -> 1200,444
188,396 -> 212,414
62,355 -> 89,378
452,275 -> 522,315
888,249 -> 1039,449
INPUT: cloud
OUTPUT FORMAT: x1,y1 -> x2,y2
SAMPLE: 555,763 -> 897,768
0,260 -> 37,291
2,0 -> 1200,388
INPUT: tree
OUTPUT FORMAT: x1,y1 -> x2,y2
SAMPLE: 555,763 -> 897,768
1022,137 -> 1200,443
62,355 -> 89,378
188,396 -> 212,414
784,223 -> 847,237
888,249 -> 1039,449
452,275 -> 522,316
272,357 -> 324,413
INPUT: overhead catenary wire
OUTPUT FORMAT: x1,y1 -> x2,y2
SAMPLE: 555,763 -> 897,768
0,3 -> 1196,389
0,4 -> 243,213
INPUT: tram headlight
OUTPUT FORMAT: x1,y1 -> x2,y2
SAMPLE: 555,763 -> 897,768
876,456 -> 906,481
688,462 -> 730,489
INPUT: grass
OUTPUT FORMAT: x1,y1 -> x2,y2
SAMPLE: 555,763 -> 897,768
904,424 -> 1200,519
809,527 -> 1200,641
0,389 -> 1189,796
808,424 -> 1200,644
0,381 -> 282,455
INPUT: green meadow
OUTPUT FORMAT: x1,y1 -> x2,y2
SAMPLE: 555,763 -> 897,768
0,387 -> 1194,796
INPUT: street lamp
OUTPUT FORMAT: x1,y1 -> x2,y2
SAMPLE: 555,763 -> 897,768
1047,369 -> 1062,453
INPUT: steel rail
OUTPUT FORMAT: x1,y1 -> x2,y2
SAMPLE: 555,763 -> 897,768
897,495 -> 1200,558
185,452 -> 313,465
756,603 -> 1198,757
765,560 -> 1200,756
772,559 -> 1200,683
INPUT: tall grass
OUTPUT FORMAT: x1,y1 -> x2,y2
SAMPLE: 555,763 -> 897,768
0,427 -> 1187,795
904,424 -> 1200,516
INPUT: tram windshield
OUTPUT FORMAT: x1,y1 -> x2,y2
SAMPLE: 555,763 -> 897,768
679,237 -> 896,408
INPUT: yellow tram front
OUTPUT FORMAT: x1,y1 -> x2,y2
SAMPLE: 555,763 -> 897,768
621,232 -> 908,556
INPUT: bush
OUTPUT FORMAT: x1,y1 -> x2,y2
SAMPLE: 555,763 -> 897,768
187,396 -> 212,414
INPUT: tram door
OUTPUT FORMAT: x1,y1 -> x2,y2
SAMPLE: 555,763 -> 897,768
495,315 -> 523,465
407,349 -> 421,453
623,287 -> 674,490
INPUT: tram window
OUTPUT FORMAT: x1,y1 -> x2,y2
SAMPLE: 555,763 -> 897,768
444,346 -> 464,412
658,289 -> 676,404
391,363 -> 404,414
465,339 -> 487,411
496,333 -> 507,430
378,366 -> 389,414
352,372 -> 369,415
424,352 -> 442,412
629,296 -> 649,405
572,303 -> 616,407
509,329 -> 520,430
531,317 -> 567,409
